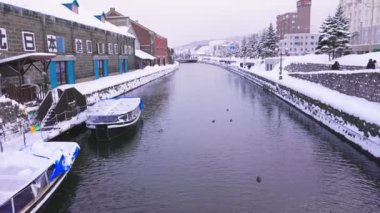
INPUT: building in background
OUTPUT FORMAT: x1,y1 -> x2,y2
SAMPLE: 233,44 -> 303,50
105,8 -> 170,67
209,40 -> 228,57
276,0 -> 312,39
208,40 -> 239,57
340,0 -> 380,53
0,0 -> 135,93
278,33 -> 319,55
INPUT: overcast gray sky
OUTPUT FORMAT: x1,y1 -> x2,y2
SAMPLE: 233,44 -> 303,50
78,0 -> 340,47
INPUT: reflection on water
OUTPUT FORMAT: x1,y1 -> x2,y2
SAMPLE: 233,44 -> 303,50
42,64 -> 380,213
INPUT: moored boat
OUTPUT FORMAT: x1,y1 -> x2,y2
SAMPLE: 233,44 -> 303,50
0,142 -> 80,213
86,97 -> 143,141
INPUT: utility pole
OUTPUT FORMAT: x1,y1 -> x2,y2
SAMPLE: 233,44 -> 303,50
279,51 -> 283,80
0,119 -> 3,152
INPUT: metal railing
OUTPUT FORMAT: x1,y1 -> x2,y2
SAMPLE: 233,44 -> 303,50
5,83 -> 49,104
42,105 -> 88,127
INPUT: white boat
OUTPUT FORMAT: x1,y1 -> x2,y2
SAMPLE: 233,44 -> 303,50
86,97 -> 143,141
0,142 -> 80,213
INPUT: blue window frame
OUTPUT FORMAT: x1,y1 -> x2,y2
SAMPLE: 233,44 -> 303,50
57,37 -> 65,53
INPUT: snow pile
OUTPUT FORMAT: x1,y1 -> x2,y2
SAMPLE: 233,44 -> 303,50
87,98 -> 141,116
276,52 -> 380,67
337,52 -> 380,66
0,95 -> 26,110
135,49 -> 156,60
0,0 -> 135,38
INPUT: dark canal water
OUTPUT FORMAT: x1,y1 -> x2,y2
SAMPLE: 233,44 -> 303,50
43,64 -> 380,212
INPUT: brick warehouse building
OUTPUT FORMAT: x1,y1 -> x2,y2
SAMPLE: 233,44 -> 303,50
276,0 -> 312,39
0,0 -> 136,91
105,8 -> 169,67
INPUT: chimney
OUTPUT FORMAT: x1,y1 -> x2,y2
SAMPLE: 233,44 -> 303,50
110,7 -> 116,12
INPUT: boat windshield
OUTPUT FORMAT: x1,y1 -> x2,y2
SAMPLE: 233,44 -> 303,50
88,115 -> 120,124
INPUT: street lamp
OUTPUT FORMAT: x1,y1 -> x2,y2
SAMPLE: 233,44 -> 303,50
277,47 -> 288,80
279,50 -> 283,80
243,47 -> 247,66
0,118 -> 3,152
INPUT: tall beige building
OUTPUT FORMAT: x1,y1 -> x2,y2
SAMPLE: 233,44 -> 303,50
340,0 -> 380,52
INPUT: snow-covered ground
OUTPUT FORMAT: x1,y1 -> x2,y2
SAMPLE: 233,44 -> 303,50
202,53 -> 380,158
0,96 -> 26,110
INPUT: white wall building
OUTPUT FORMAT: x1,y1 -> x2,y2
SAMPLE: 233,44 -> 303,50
340,0 -> 380,52
209,40 -> 229,57
278,33 -> 319,56
195,45 -> 211,57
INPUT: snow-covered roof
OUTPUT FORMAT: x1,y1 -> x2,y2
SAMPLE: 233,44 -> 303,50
0,142 -> 79,205
118,26 -> 130,32
135,49 -> 155,60
87,98 -> 141,117
0,0 -> 135,38
61,0 -> 77,4
118,26 -> 135,37
0,53 -> 56,65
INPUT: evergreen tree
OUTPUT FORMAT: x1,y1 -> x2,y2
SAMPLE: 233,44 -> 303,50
333,5 -> 351,57
257,30 -> 267,59
238,36 -> 248,57
316,5 -> 351,59
241,36 -> 247,49
246,34 -> 258,58
262,23 -> 279,58
316,15 -> 334,55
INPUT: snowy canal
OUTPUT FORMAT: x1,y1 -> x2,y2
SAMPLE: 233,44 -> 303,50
43,63 -> 380,212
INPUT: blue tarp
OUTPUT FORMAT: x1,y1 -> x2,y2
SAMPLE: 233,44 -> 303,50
49,146 -> 80,181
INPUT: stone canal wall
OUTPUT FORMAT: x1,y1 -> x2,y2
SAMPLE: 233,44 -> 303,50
284,63 -> 365,73
289,72 -> 380,103
207,62 -> 380,159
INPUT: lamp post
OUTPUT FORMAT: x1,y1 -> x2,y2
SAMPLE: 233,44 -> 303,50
243,47 -> 247,67
279,51 -> 283,80
277,47 -> 288,80
0,118 -> 3,152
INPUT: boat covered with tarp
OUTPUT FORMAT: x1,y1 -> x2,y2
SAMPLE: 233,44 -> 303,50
86,97 -> 143,141
0,142 -> 80,213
